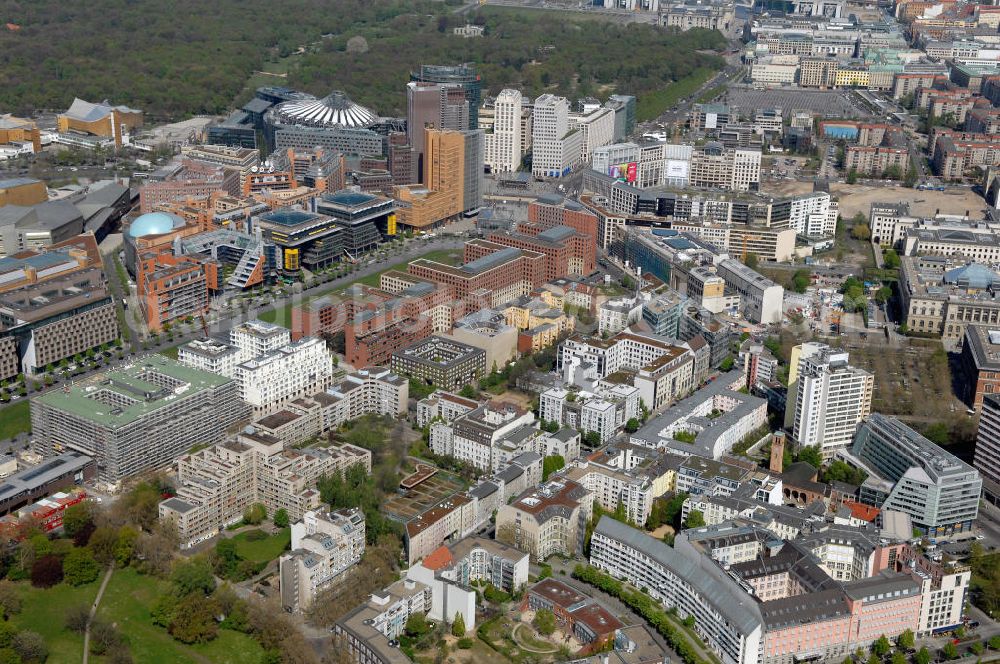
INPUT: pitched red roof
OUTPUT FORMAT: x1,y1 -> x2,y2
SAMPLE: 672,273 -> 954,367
422,545 -> 454,571
844,500 -> 880,523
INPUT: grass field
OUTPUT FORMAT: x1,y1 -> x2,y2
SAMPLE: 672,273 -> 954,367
97,568 -> 264,664
0,400 -> 31,439
231,528 -> 291,563
636,67 -> 718,122
11,569 -> 265,664
10,578 -> 98,662
258,247 -> 462,328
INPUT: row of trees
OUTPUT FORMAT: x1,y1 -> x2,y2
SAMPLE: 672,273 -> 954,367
573,565 -> 712,664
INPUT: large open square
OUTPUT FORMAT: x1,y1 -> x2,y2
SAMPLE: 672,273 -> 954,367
724,86 -> 871,119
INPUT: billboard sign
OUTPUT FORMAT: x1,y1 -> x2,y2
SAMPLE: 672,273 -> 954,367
666,159 -> 689,179
705,112 -> 718,129
609,162 -> 638,183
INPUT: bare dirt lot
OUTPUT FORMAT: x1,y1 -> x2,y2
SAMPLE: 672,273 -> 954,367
760,181 -> 988,220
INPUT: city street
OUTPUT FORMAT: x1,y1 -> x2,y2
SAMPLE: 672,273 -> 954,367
0,234 -> 467,443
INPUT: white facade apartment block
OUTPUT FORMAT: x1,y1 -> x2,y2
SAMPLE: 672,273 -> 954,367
789,192 -> 838,237
416,391 -> 481,427
280,508 -> 366,612
161,434 -> 372,548
484,89 -> 523,174
452,429 -> 494,471
731,148 -> 763,192
564,463 -> 654,525
790,345 -> 873,457
430,403 -> 536,472
589,519 -> 764,664
869,203 -> 919,247
177,338 -> 242,377
539,387 -> 568,425
325,366 -> 409,422
570,107 -> 615,164
541,384 -> 639,443
531,94 -> 582,177
560,332 -> 684,380
369,579 -> 434,640
235,337 -> 334,415
537,429 -> 582,462
916,566 -> 971,635
231,319 -> 291,358
598,297 -> 644,336
580,398 -> 618,442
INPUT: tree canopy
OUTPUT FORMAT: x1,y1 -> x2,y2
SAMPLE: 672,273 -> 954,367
0,2 -> 725,121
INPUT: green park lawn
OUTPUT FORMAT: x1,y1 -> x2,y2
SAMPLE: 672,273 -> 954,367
11,577 -> 98,662
96,568 -> 264,664
11,568 -> 264,664
0,401 -> 31,439
259,247 -> 461,328
231,528 -> 291,563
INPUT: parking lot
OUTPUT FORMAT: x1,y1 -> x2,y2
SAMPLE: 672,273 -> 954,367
724,86 -> 871,118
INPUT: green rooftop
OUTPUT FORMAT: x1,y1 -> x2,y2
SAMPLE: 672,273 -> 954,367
33,355 -> 233,428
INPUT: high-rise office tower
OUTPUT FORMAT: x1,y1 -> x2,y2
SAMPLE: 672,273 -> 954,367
976,393 -> 1000,504
410,63 -> 481,129
424,128 -> 484,215
787,343 -> 873,458
407,82 -> 470,181
483,89 -> 523,174
531,94 -> 581,178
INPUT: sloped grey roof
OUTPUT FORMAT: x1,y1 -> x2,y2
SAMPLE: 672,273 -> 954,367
63,98 -> 140,122
594,517 -> 763,635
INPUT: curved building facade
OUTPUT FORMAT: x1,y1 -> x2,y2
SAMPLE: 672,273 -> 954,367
123,211 -> 187,276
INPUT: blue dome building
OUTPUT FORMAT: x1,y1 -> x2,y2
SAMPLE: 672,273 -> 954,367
123,212 -> 186,277
127,212 -> 184,238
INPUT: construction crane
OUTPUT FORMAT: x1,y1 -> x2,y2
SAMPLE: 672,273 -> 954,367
741,233 -> 761,261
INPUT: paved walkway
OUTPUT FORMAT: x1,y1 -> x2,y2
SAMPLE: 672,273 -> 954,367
511,624 -> 559,654
82,565 -> 115,664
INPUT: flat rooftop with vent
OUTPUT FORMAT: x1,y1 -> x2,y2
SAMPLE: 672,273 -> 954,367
32,354 -> 233,426
390,335 -> 487,391
962,324 -> 1000,411
31,355 -> 247,485
0,268 -> 109,326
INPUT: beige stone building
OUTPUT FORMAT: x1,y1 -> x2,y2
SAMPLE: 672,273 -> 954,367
159,433 -> 371,548
899,256 -> 1000,340
0,268 -> 117,376
495,478 -> 593,562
